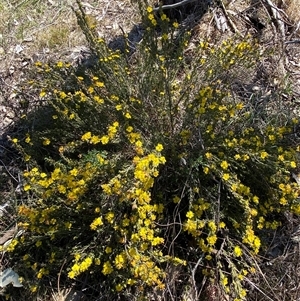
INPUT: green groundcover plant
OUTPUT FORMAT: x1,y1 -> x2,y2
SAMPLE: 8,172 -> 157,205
3,0 -> 300,300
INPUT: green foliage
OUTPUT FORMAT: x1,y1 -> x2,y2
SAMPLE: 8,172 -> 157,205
6,0 -> 300,300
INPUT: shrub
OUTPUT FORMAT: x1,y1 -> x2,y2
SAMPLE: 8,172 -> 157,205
5,0 -> 299,300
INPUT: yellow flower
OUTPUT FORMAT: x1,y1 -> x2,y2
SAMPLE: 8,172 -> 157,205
242,154 -> 250,161
186,211 -> 194,219
279,197 -> 287,205
155,143 -> 164,152
59,91 -> 67,99
81,132 -> 91,141
70,168 -> 78,176
101,135 -> 109,145
58,185 -> 66,194
102,184 -> 112,195
102,261 -> 113,275
39,91 -> 46,98
105,212 -> 114,223
162,33 -> 168,40
148,13 -> 154,20
205,152 -> 212,159
219,221 -> 226,228
56,61 -> 63,68
80,257 -> 92,272
68,113 -> 75,120
249,266 -> 256,273
173,196 -> 180,203
236,103 -> 244,110
220,160 -> 229,170
90,217 -> 103,230
23,254 -> 30,261
94,96 -> 104,104
90,135 -> 101,144
221,276 -> 228,286
240,289 -> 247,297
135,140 -> 143,148
37,268 -> 48,279
161,13 -> 167,21
222,173 -> 230,181
42,138 -> 51,146
253,237 -> 261,251
203,167 -> 209,174
268,134 -> 275,141
30,285 -> 37,293
105,246 -> 112,254
68,271 -> 76,279
115,253 -> 126,269
25,136 -> 31,143
126,126 -> 133,133
184,219 -> 197,234
260,151 -> 268,159
65,222 -> 72,230
146,6 -> 153,13
24,184 -> 31,192
35,240 -> 42,247
152,237 -> 164,246
206,235 -> 217,245
250,208 -> 258,216
160,156 -> 166,164
127,278 -> 136,285
95,81 -> 105,88
124,112 -> 131,119
208,221 -> 217,232
233,245 -> 242,257
291,161 -> 297,168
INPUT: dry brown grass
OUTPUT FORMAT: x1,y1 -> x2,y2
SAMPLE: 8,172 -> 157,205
284,0 -> 300,23
0,0 -> 139,71
0,1 -> 78,68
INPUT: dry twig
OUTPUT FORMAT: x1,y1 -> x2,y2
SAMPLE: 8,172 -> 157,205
216,0 -> 242,36
153,0 -> 199,12
263,0 -> 286,39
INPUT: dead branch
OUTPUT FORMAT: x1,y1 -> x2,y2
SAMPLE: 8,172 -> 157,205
153,0 -> 199,12
217,0 -> 242,36
263,0 -> 286,39
285,39 -> 300,44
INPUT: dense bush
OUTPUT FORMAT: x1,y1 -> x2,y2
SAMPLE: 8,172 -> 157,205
4,1 -> 299,300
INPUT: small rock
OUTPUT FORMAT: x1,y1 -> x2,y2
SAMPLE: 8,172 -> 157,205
14,44 -> 24,54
